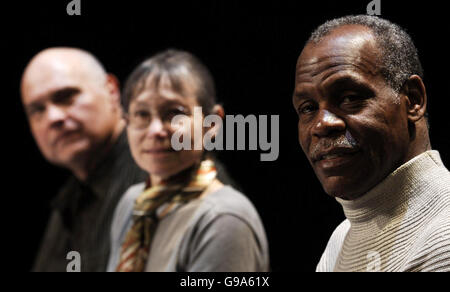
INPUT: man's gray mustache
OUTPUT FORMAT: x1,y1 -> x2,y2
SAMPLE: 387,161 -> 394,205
309,131 -> 359,158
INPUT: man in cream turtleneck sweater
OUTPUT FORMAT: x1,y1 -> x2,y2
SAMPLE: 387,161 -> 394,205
292,15 -> 450,272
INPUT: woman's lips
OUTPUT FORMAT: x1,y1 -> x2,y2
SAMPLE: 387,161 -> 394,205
142,148 -> 174,156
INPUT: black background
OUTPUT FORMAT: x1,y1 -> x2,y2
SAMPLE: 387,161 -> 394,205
3,0 -> 449,272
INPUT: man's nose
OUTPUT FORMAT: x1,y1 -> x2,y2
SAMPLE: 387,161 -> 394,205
146,117 -> 169,138
46,104 -> 67,127
311,109 -> 346,137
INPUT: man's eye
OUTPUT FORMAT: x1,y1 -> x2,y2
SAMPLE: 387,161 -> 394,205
54,88 -> 79,105
342,94 -> 362,103
340,94 -> 369,111
28,105 -> 45,118
298,103 -> 317,116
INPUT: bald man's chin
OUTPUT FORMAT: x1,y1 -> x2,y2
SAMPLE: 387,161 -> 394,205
48,139 -> 92,168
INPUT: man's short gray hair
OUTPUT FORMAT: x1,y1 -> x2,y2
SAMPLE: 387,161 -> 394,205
308,15 -> 424,93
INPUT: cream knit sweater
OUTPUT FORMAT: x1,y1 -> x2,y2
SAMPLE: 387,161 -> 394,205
316,151 -> 450,272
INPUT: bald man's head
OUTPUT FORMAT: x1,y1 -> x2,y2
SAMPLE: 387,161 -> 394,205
21,48 -> 107,98
21,47 -> 124,180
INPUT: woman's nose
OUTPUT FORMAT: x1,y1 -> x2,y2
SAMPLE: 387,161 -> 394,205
146,117 -> 169,138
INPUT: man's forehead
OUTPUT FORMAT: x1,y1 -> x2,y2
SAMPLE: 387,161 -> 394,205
296,26 -> 380,78
22,52 -> 105,103
22,61 -> 83,102
295,54 -> 379,83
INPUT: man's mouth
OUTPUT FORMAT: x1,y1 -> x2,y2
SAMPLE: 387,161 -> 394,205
311,147 -> 362,171
320,153 -> 349,160
312,147 -> 360,163
54,130 -> 82,146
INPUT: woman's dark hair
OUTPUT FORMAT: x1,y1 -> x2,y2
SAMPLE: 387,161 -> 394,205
122,49 -> 217,114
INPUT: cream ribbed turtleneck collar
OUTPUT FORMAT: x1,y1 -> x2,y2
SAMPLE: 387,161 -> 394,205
336,151 -> 445,227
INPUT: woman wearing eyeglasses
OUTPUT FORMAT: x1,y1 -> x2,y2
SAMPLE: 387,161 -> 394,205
107,50 -> 269,272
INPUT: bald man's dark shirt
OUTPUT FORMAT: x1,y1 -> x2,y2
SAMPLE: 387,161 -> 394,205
32,131 -> 147,272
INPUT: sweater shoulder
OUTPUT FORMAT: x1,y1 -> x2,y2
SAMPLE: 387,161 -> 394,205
201,186 -> 260,220
110,183 -> 146,238
405,206 -> 450,272
187,186 -> 267,243
419,197 -> 450,247
316,219 -> 351,272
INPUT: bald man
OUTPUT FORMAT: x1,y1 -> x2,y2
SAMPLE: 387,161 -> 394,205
21,48 -> 146,272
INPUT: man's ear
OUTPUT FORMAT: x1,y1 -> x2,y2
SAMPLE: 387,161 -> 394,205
402,75 -> 427,123
105,73 -> 122,110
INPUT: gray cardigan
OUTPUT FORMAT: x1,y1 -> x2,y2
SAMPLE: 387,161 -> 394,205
107,184 -> 269,272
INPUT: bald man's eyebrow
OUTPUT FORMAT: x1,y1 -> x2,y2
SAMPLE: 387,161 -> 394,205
25,87 -> 80,117
51,87 -> 80,104
25,101 -> 45,117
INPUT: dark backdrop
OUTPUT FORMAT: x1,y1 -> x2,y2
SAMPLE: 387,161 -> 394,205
3,0 -> 449,271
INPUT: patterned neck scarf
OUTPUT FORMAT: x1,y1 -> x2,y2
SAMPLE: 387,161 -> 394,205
115,159 -> 217,272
